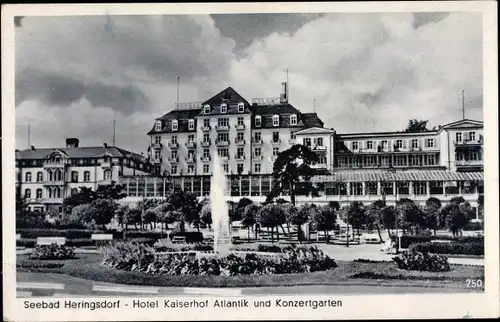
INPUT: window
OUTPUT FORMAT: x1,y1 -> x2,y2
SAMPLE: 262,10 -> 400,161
411,139 -> 419,149
218,118 -> 229,127
364,155 -> 377,167
338,156 -> 347,167
25,172 -> 31,182
103,170 -> 112,180
71,171 -> 78,182
395,155 -> 407,166
429,181 -> 444,195
255,116 -> 262,127
84,171 -> 90,182
470,151 -> 480,160
381,140 -> 388,149
456,132 -> 462,142
155,136 -> 161,144
410,155 -> 421,166
254,163 -> 262,173
254,148 -> 261,157
290,131 -> 296,139
237,132 -> 244,142
217,132 -> 229,143
426,138 -> 435,148
171,165 -> 177,174
237,164 -> 244,173
155,149 -> 161,160
203,119 -> 210,128
317,153 -> 327,165
188,134 -> 194,143
171,136 -> 178,144
37,171 -> 43,182
396,139 -> 403,149
36,188 -> 43,199
469,132 -> 476,141
171,120 -> 178,131
188,119 -> 195,130
204,104 -> 210,114
203,133 -> 210,143
424,154 -> 436,166
238,103 -> 244,113
223,164 -> 229,173
273,147 -> 279,156
203,149 -> 210,158
254,132 -> 261,142
366,182 -> 378,195
316,138 -> 323,147
397,182 -> 410,195
366,141 -> 373,150
382,181 -> 393,195
413,181 -> 427,195
155,121 -> 162,131
303,138 -> 312,147
25,189 -> 31,199
273,131 -> 280,143
218,148 -> 229,157
352,141 -> 359,150
290,114 -> 297,125
220,103 -> 227,114
171,150 -> 178,159
350,182 -> 363,196
188,165 -> 195,174
237,117 -> 244,126
272,115 -> 279,127
237,147 -> 244,158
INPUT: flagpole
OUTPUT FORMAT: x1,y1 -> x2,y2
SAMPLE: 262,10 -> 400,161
462,90 -> 465,120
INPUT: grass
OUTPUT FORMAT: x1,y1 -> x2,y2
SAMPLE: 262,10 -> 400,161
16,253 -> 485,289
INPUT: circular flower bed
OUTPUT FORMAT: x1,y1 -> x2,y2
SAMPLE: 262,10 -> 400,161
101,241 -> 337,276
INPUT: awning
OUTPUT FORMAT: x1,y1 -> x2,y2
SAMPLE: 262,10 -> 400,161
310,170 -> 483,183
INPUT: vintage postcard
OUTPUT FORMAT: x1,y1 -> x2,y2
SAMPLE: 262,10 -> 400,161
2,1 -> 499,321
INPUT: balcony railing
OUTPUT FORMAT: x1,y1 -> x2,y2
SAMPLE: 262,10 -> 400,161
312,145 -> 326,151
40,198 -> 64,204
43,180 -> 66,186
185,155 -> 196,163
200,156 -> 211,162
200,140 -> 211,147
252,155 -> 263,161
253,139 -> 263,145
454,140 -> 482,147
215,140 -> 230,147
235,154 -> 245,161
43,160 -> 68,168
185,141 -> 196,149
235,139 -> 246,145
168,142 -> 179,149
271,139 -> 281,145
98,179 -> 113,186
151,157 -> 162,164
456,159 -> 483,166
201,125 -> 211,132
168,156 -> 179,163
151,142 -> 163,149
235,124 -> 245,130
215,125 -> 230,131
220,155 -> 230,162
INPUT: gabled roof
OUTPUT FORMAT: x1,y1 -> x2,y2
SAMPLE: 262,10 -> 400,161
252,103 -> 300,116
16,146 -> 148,163
438,119 -> 483,132
202,87 -> 251,107
148,108 -> 201,135
294,127 -> 335,135
301,113 -> 324,128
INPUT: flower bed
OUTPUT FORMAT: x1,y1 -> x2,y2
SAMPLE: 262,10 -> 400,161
395,235 -> 483,249
409,242 -> 483,256
392,250 -> 450,272
101,242 -> 336,276
28,244 -> 76,260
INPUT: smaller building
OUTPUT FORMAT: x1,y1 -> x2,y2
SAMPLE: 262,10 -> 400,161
15,138 -> 153,215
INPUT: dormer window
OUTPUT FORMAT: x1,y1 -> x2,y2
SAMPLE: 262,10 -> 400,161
220,103 -> 227,114
290,114 -> 297,126
188,119 -> 195,131
172,120 -> 178,131
155,121 -> 162,131
203,104 -> 211,114
255,116 -> 262,127
238,103 -> 244,113
273,115 -> 280,127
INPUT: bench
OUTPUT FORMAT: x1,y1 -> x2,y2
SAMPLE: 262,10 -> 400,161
36,237 -> 66,246
431,240 -> 452,244
171,236 -> 186,244
91,234 -> 113,241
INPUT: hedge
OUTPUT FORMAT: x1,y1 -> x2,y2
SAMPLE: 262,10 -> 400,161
409,242 -> 484,256
463,222 -> 484,231
392,235 -> 484,249
16,238 -> 155,248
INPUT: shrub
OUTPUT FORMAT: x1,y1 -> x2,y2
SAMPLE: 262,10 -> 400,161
101,242 -> 336,276
463,221 -> 484,231
17,262 -> 65,269
17,239 -> 37,248
409,242 -> 484,256
257,244 -> 283,253
395,235 -> 483,248
15,228 -> 113,239
392,250 -> 450,272
29,244 -> 76,260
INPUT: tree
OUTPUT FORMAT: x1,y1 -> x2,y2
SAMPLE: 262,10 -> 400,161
165,188 -> 201,232
200,203 -> 213,230
364,200 -> 386,242
397,198 -> 424,235
423,197 -> 442,235
266,144 -> 320,206
477,194 -> 484,221
328,201 -> 340,211
439,197 -> 475,236
404,119 -> 430,133
343,201 -> 366,236
242,203 -> 260,240
154,202 -> 180,234
311,205 -> 337,243
144,209 -> 158,230
63,182 -> 126,213
87,199 -> 117,230
71,204 -> 94,229
115,204 -> 130,230
287,204 -> 310,243
381,206 -> 396,236
257,203 -> 286,243
232,198 -> 254,222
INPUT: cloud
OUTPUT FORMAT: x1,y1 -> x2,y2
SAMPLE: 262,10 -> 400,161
412,12 -> 450,29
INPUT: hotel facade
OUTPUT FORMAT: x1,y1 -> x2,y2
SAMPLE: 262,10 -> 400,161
15,86 -> 484,220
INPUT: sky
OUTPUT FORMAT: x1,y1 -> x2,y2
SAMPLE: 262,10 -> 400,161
14,12 -> 483,154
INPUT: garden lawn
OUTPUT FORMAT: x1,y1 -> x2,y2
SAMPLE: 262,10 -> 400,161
16,254 -> 484,289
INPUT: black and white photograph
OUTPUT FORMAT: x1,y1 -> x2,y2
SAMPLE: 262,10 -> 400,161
2,2 -> 499,321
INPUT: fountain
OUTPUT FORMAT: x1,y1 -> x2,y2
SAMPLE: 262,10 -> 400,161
210,153 -> 232,255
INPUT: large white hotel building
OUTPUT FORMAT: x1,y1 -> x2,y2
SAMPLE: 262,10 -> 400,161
15,85 -> 484,219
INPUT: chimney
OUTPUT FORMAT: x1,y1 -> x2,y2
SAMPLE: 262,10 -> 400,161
31,146 -> 35,150
66,138 -> 79,148
103,143 -> 108,149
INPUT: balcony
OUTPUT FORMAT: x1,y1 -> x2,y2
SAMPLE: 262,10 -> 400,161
200,140 -> 211,147
454,140 -> 482,147
151,142 -> 163,149
185,155 -> 196,163
235,154 -> 245,161
151,157 -> 162,164
201,125 -> 211,132
168,142 -> 179,149
43,160 -> 68,168
271,139 -> 281,146
43,180 -> 66,186
253,139 -> 263,145
215,140 -> 230,147
200,156 -> 211,162
235,124 -> 245,130
288,138 -> 297,145
40,198 -> 64,204
185,141 -> 196,149
235,139 -> 246,146
168,156 -> 179,163
215,125 -> 230,131
456,159 -> 483,167
98,179 -> 113,186
311,145 -> 327,151
252,155 -> 263,161
220,155 -> 230,162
